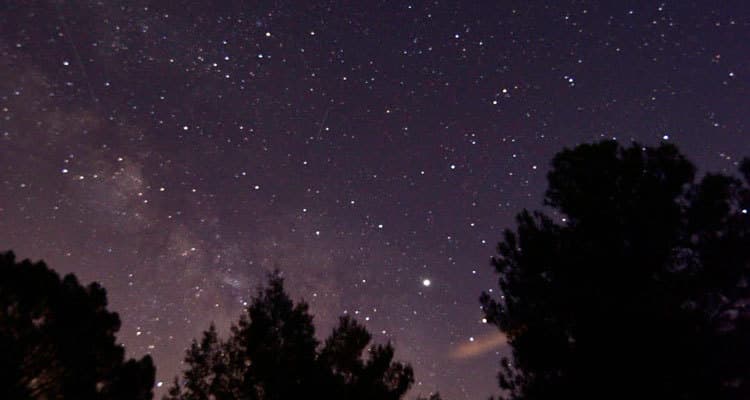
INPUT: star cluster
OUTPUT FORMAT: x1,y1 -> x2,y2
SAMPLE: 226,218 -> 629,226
0,2 -> 747,399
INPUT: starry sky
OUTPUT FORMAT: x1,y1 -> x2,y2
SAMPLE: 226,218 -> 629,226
0,1 -> 748,399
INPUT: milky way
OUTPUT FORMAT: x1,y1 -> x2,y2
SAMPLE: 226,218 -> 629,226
1,2 -> 748,399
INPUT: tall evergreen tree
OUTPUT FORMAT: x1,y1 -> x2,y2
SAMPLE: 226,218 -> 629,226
0,251 -> 155,400
167,272 -> 414,400
481,141 -> 750,399
320,315 -> 413,400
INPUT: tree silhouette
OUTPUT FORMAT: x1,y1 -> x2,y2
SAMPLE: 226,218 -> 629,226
166,272 -> 414,400
481,141 -> 750,400
0,251 -> 155,400
319,315 -> 414,400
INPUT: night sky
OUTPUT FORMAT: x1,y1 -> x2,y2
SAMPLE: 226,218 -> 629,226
0,1 -> 748,399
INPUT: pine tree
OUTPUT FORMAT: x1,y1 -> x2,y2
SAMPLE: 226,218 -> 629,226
0,251 -> 155,400
481,141 -> 750,399
167,272 -> 414,400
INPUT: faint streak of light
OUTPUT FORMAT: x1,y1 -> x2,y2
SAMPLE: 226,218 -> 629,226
448,331 -> 507,359
55,1 -> 101,112
315,107 -> 332,137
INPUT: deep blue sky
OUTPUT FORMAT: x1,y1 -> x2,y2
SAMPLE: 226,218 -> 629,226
1,1 -> 748,398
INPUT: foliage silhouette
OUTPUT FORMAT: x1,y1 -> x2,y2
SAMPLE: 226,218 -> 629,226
165,272 -> 414,400
481,141 -> 750,400
0,251 -> 155,400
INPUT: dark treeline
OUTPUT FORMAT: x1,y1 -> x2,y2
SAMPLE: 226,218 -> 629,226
2,140 -> 749,400
0,253 -> 437,400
